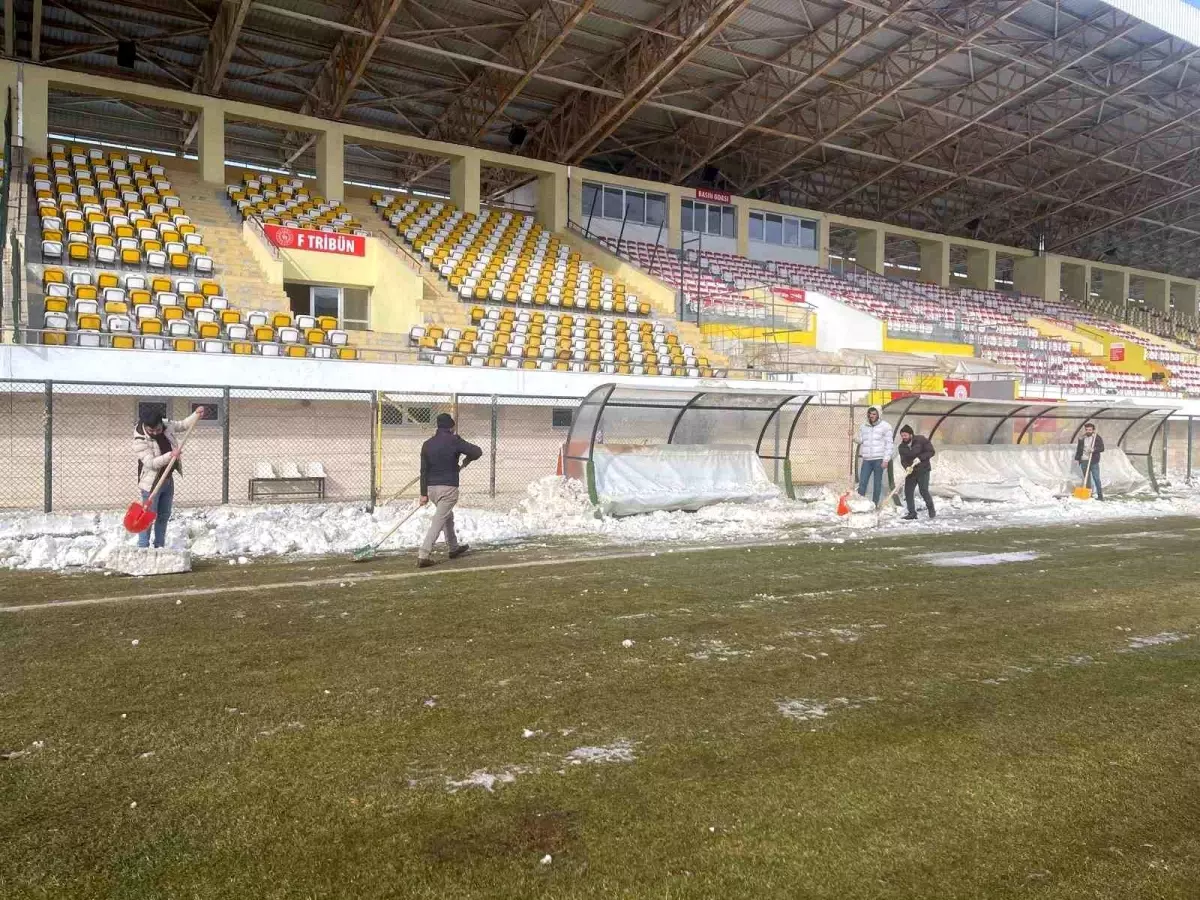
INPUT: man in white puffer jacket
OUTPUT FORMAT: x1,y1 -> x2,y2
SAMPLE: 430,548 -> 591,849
855,406 -> 894,506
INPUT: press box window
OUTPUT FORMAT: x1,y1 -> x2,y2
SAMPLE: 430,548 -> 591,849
682,200 -> 736,237
582,181 -> 667,226
750,210 -> 819,249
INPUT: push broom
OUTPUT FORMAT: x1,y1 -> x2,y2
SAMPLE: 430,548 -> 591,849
352,462 -> 469,561
122,416 -> 200,534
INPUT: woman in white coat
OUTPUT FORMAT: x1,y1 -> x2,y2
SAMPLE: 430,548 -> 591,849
132,406 -> 205,548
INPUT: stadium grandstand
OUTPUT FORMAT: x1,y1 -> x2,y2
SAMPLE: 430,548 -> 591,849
2,0 -> 1200,400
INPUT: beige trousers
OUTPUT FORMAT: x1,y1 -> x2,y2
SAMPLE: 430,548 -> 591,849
419,485 -> 460,559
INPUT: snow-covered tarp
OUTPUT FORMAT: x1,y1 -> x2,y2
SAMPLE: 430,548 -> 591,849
923,444 -> 1150,502
592,445 -> 782,516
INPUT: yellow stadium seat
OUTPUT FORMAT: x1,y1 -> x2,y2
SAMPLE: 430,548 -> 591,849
231,342 -> 253,355
285,345 -> 307,358
173,338 -> 197,352
112,334 -> 136,350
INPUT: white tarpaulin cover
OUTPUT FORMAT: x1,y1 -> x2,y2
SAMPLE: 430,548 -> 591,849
593,445 -> 782,516
918,444 -> 1150,502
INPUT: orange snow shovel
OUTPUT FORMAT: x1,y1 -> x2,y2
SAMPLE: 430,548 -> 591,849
122,416 -> 199,533
1073,436 -> 1096,501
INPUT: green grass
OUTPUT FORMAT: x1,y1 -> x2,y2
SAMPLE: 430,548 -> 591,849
2,518 -> 1199,898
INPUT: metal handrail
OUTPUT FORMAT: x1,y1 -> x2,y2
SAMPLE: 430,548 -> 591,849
373,226 -> 425,276
243,215 -> 279,261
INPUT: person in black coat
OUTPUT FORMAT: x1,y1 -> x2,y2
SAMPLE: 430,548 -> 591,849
417,413 -> 483,568
1074,421 -> 1104,500
897,425 -> 936,521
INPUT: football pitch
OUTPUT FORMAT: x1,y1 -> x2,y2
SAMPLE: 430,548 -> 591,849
2,517 -> 1198,899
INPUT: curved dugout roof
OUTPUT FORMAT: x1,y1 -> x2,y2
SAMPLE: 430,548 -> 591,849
561,385 -> 822,485
882,396 -> 1176,486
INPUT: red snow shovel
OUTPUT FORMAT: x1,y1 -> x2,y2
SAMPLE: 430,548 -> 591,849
122,416 -> 199,533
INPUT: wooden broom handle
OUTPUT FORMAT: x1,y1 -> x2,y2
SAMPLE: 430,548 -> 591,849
144,413 -> 201,506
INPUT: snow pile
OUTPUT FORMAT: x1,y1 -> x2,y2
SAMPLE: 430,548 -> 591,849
104,546 -> 192,576
563,740 -> 637,765
2,474 -> 1200,572
1125,632 -> 1191,650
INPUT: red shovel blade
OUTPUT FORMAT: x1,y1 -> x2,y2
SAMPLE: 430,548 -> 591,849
836,492 -> 851,516
123,502 -> 157,534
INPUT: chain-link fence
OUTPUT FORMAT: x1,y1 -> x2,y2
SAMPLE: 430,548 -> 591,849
1161,417 -> 1198,485
0,380 -> 589,513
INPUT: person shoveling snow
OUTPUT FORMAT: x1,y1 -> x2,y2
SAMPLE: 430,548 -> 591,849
416,413 -> 482,568
897,425 -> 936,521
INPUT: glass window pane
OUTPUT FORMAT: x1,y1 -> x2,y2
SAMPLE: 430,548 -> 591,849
723,206 -> 735,237
625,191 -> 645,224
313,286 -> 339,319
646,193 -> 666,226
603,187 -> 624,220
285,282 -> 310,316
582,183 -> 601,219
708,205 -> 722,235
681,201 -> 694,233
784,217 -> 800,246
749,212 -> 764,242
343,287 -> 369,328
801,219 -> 818,250
765,213 -> 783,245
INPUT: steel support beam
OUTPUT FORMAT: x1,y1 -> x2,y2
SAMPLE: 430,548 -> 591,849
667,0 -> 920,185
883,44 -> 1200,220
741,0 -> 1028,194
825,18 -> 1142,210
303,0 -> 408,120
399,0 -> 596,185
521,0 -> 751,165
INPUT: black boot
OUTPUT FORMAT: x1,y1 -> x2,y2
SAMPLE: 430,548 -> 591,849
903,512 -> 918,521
927,508 -> 936,519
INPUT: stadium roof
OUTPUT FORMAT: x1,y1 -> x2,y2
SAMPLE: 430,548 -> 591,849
22,0 -> 1200,277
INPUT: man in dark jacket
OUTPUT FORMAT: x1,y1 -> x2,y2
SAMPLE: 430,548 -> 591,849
1074,421 -> 1104,501
417,413 -> 483,568
897,424 -> 936,521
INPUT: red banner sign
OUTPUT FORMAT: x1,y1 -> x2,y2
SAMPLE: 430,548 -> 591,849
1109,343 -> 1125,362
944,379 -> 971,399
263,224 -> 366,257
695,187 -> 732,204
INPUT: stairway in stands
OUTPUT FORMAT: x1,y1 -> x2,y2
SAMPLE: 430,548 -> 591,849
343,196 -> 469,330
170,170 -> 292,313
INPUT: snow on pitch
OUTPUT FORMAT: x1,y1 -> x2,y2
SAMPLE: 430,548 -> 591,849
2,476 -> 1200,572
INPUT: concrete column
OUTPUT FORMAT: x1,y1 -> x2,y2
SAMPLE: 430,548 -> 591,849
855,227 -> 884,274
735,200 -> 750,257
965,247 -> 996,291
1144,276 -> 1169,314
918,239 -> 950,287
1061,262 -> 1088,305
198,104 -> 224,185
1013,254 -> 1060,301
449,154 -> 480,216
1171,280 -> 1198,318
567,171 -> 583,227
1099,268 -> 1128,306
817,217 -> 830,269
315,126 -> 344,200
19,64 -> 49,159
667,190 -> 682,251
535,169 -> 566,232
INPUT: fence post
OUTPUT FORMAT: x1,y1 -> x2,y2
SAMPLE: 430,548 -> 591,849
369,391 -> 379,512
43,381 -> 52,513
490,395 -> 498,499
221,387 -> 231,504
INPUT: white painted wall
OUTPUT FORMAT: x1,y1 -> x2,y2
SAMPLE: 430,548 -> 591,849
803,292 -> 885,353
580,217 -> 673,249
751,243 -> 820,267
0,346 -> 872,397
